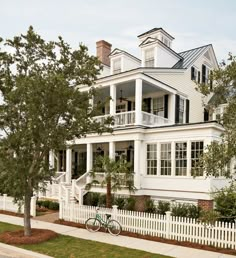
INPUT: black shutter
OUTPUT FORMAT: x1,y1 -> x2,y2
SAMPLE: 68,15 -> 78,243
164,94 -> 168,118
143,98 -> 151,113
204,108 -> 209,122
186,99 -> 190,123
128,101 -> 132,111
198,71 -> 201,83
210,71 -> 213,90
175,94 -> 180,123
191,67 -> 195,80
202,64 -> 206,83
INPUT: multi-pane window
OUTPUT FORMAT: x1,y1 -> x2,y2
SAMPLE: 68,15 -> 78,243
147,144 -> 157,175
161,143 -> 172,175
145,48 -> 154,67
153,97 -> 164,116
191,141 -> 204,176
113,59 -> 121,74
175,142 -> 187,176
179,98 -> 185,123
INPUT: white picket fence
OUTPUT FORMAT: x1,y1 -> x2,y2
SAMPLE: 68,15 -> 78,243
0,194 -> 36,217
59,201 -> 236,250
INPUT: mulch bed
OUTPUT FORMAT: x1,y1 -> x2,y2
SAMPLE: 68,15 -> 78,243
55,219 -> 236,256
0,210 -> 25,218
0,229 -> 58,245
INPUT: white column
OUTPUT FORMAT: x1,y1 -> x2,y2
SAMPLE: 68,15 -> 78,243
110,84 -> 116,116
134,140 -> 142,189
66,148 -> 72,184
154,46 -> 158,67
109,141 -> 115,160
49,150 -> 55,169
135,78 -> 143,125
89,96 -> 94,109
86,143 -> 93,172
169,94 -> 176,124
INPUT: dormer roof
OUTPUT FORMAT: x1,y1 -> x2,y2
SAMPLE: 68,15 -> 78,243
109,48 -> 141,62
138,27 -> 175,40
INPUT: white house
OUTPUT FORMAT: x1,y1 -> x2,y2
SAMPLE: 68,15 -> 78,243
48,28 -> 229,210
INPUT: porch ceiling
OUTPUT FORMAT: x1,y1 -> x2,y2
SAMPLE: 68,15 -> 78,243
95,80 -> 169,100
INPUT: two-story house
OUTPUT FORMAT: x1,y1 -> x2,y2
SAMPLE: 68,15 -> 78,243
48,28 -> 229,210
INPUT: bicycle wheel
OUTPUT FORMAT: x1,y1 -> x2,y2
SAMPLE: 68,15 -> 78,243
107,219 -> 122,236
85,218 -> 101,232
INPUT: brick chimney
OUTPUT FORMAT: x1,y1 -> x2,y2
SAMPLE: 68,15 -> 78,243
96,40 -> 112,67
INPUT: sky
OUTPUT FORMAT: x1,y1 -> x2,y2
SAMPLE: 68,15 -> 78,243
1,0 -> 236,63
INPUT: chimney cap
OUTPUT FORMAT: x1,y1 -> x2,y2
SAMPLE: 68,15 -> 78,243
96,40 -> 112,48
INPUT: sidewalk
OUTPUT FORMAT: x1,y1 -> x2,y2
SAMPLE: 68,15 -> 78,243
0,214 -> 235,258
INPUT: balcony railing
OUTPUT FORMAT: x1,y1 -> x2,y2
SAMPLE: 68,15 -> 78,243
94,111 -> 172,128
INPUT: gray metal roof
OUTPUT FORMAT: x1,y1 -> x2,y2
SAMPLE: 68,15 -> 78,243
173,44 -> 211,69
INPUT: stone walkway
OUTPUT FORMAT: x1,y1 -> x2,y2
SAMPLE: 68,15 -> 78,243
33,212 -> 59,223
0,213 -> 235,258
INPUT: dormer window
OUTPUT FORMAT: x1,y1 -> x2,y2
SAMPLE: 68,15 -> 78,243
145,48 -> 154,67
113,58 -> 121,74
161,36 -> 170,47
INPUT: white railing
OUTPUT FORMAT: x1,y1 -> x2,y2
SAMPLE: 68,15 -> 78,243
94,111 -> 172,128
53,172 -> 66,184
60,203 -> 236,250
142,111 -> 170,126
114,111 -> 135,126
0,194 -> 36,217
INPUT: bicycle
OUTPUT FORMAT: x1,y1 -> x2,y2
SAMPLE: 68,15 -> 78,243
85,208 -> 122,236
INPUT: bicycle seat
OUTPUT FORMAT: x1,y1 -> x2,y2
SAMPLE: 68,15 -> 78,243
105,214 -> 111,219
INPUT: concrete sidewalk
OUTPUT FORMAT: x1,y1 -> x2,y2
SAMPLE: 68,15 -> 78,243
0,214 -> 235,258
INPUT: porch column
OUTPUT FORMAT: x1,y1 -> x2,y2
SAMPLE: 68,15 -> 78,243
109,141 -> 115,160
110,84 -> 116,116
49,150 -> 55,169
86,143 -> 93,172
134,140 -> 142,189
66,148 -> 72,184
135,78 -> 143,125
169,94 -> 175,124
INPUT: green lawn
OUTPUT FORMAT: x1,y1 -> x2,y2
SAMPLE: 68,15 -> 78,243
0,222 -> 173,258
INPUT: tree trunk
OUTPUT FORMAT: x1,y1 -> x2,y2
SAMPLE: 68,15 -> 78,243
106,176 -> 112,208
24,190 -> 32,236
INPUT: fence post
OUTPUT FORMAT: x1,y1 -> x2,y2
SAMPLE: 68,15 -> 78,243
165,211 -> 172,239
59,198 -> 63,220
3,194 -> 7,211
78,187 -> 83,205
112,205 -> 118,220
30,196 -> 37,217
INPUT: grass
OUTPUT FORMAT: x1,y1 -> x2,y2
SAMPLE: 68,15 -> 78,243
0,222 -> 173,258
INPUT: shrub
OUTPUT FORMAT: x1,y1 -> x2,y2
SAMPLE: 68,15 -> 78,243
214,183 -> 236,222
124,197 -> 136,211
187,204 -> 201,219
144,199 -> 156,213
36,200 -> 43,208
157,201 -> 170,215
98,194 -> 106,207
114,197 -> 126,209
48,202 -> 59,210
171,203 -> 189,217
83,192 -> 100,206
41,200 -> 51,209
199,210 -> 220,225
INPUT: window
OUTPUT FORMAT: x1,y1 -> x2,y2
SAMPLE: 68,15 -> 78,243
179,98 -> 185,123
175,142 -> 187,176
202,64 -> 211,84
191,67 -> 197,81
153,97 -> 164,116
161,143 -> 171,175
147,144 -> 157,175
113,59 -> 121,74
145,48 -> 154,67
191,141 -> 204,176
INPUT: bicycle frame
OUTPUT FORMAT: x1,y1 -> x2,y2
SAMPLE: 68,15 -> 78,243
95,213 -> 109,227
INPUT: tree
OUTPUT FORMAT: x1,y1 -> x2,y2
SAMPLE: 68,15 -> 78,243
0,26 -> 112,236
86,155 -> 135,208
197,53 -> 236,177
